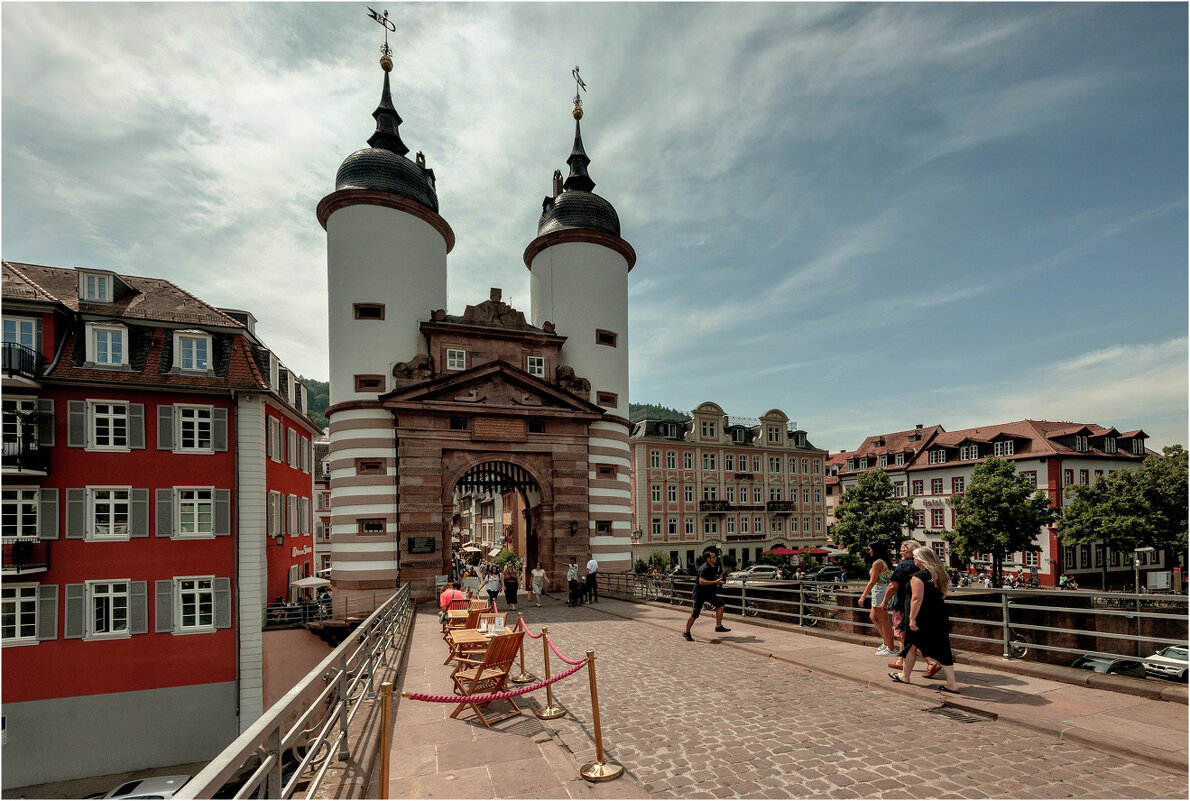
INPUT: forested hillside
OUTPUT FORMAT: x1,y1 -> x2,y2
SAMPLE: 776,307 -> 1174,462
299,376 -> 329,431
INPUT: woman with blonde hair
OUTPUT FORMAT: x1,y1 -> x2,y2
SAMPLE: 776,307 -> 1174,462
889,546 -> 960,693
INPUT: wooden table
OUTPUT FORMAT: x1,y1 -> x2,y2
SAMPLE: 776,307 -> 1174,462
445,626 -> 514,666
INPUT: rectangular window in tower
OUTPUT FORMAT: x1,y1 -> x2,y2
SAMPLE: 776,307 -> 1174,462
595,329 -> 618,347
358,518 -> 386,535
526,356 -> 545,377
354,375 -> 384,392
596,391 -> 618,407
446,349 -> 466,371
353,303 -> 385,320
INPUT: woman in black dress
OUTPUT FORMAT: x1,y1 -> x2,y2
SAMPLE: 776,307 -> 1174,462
889,546 -> 961,693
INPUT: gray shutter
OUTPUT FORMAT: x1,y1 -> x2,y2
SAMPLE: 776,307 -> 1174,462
156,488 -> 174,537
64,583 -> 86,639
38,488 -> 59,540
37,584 -> 58,641
212,408 -> 228,452
67,400 -> 86,448
128,403 -> 145,449
157,405 -> 174,451
214,577 -> 232,629
65,489 -> 87,539
129,581 -> 148,635
130,489 -> 149,537
155,580 -> 175,633
214,489 -> 231,536
37,398 -> 55,446
266,492 -> 276,536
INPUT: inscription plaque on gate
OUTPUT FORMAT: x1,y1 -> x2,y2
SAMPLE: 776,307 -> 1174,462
472,418 -> 527,442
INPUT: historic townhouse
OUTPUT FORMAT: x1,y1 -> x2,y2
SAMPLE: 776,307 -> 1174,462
314,433 -> 332,577
630,402 -> 829,570
1,261 -> 319,787
837,420 -> 1157,586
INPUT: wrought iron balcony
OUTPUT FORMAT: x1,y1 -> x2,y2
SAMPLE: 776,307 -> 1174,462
766,500 -> 798,512
2,433 -> 50,473
699,500 -> 732,513
2,342 -> 43,382
2,537 -> 50,575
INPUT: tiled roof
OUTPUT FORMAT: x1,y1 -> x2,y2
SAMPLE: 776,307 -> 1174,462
907,419 -> 1147,467
1,261 -> 59,304
848,426 -> 945,460
2,261 -> 245,328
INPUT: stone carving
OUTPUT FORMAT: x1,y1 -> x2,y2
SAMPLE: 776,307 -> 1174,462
541,320 -> 556,334
461,288 -> 528,329
511,392 -> 542,407
453,388 -> 487,403
556,365 -> 591,397
392,353 -> 433,381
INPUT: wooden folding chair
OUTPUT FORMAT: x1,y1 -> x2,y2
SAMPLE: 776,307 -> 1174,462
450,630 -> 525,727
469,598 -> 492,611
443,608 -> 480,642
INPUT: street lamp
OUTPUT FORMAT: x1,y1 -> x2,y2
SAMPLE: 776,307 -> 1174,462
1133,546 -> 1156,593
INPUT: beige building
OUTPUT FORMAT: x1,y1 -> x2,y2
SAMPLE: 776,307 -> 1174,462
630,402 -> 828,570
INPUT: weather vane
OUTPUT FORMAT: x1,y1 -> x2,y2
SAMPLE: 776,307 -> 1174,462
368,7 -> 396,60
572,66 -> 588,108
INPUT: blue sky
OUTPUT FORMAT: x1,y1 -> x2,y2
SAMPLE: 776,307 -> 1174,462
3,3 -> 1186,453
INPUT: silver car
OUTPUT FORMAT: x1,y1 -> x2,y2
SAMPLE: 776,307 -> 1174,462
1143,645 -> 1188,681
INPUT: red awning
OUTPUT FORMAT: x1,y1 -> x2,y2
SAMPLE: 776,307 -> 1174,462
761,546 -> 799,556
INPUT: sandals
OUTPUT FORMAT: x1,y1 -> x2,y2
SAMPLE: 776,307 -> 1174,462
938,686 -> 961,694
922,662 -> 942,679
888,672 -> 910,685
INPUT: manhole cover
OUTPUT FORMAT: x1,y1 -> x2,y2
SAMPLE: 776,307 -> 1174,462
925,704 -> 991,723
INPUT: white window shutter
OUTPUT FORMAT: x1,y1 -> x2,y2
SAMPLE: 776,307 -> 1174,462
157,405 -> 174,450
64,583 -> 86,638
155,580 -> 174,633
37,584 -> 58,641
128,403 -> 146,449
156,488 -> 174,537
67,400 -> 87,447
130,489 -> 149,537
38,488 -> 59,540
214,577 -> 232,629
129,581 -> 148,634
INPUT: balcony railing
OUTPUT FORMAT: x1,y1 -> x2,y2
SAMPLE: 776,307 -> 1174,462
2,342 -> 43,381
699,499 -> 732,513
2,537 -> 50,574
2,434 -> 50,473
766,500 -> 797,512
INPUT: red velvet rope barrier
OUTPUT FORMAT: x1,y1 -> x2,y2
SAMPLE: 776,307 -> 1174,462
515,617 -> 542,639
403,660 -> 586,704
545,636 -> 586,666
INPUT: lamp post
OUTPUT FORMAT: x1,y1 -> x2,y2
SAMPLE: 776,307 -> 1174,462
1133,546 -> 1156,656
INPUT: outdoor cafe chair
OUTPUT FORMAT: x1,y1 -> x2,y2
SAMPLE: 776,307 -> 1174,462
450,630 -> 526,727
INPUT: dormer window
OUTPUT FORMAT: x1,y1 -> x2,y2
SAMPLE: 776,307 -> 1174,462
858,458 -> 869,470
928,449 -> 947,465
1103,437 -> 1116,454
700,420 -> 716,439
993,440 -> 1014,457
174,331 -> 211,372
878,455 -> 888,468
895,453 -> 905,466
767,427 -> 781,443
87,323 -> 127,367
733,429 -> 748,444
446,349 -> 466,371
80,272 -> 113,303
959,444 -> 979,460
526,356 -> 545,378
846,459 -> 855,472
1073,435 -> 1088,453
662,422 -> 678,439
1131,438 -> 1145,455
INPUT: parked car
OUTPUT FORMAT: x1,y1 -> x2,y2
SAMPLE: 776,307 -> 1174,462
1069,655 -> 1148,678
92,775 -> 190,800
725,565 -> 781,583
1144,645 -> 1189,681
802,566 -> 846,583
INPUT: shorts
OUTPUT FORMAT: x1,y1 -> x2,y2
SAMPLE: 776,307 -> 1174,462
871,583 -> 888,607
691,592 -> 722,619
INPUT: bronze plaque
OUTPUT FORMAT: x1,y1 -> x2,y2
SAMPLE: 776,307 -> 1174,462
472,418 -> 527,441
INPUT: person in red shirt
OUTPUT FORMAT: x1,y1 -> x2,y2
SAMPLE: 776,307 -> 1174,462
438,581 -> 465,623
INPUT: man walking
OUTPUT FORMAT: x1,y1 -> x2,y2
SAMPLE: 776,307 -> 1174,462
684,548 -> 730,640
585,552 -> 599,603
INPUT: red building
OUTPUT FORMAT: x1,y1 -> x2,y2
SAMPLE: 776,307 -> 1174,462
1,261 -> 319,788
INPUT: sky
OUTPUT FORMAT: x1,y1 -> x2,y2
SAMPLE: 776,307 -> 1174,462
3,2 -> 1187,454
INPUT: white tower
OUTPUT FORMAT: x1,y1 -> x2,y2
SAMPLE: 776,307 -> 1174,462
317,50 -> 454,589
524,86 -> 636,572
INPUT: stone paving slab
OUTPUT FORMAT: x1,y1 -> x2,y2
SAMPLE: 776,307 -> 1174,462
390,594 -> 1188,799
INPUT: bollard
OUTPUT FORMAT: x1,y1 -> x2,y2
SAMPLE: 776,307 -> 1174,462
579,650 -> 623,782
534,626 -> 566,719
379,682 -> 393,798
512,612 -> 536,683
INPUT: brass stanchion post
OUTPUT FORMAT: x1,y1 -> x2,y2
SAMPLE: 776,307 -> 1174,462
534,626 -> 566,719
379,681 -> 393,798
580,650 -> 623,782
512,612 -> 535,683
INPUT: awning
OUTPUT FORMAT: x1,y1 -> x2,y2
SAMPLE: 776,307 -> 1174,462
488,547 -> 504,558
762,546 -> 799,556
290,576 -> 331,589
461,545 -> 482,553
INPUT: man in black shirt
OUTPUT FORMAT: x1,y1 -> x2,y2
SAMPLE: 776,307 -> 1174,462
683,548 -> 730,640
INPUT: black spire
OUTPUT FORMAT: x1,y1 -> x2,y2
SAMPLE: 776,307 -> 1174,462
563,118 -> 596,193
367,68 -> 410,156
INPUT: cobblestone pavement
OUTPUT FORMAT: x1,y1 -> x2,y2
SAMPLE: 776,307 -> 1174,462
510,598 -> 1187,800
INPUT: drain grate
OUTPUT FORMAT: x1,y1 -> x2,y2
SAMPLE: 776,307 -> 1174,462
925,704 -> 992,723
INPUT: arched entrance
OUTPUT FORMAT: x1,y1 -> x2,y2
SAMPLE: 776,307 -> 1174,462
451,459 -> 546,574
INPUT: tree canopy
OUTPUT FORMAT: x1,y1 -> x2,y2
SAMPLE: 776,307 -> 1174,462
1060,444 -> 1189,556
946,457 -> 1055,587
831,469 -> 916,557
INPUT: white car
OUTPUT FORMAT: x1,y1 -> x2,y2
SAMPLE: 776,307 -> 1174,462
1143,645 -> 1188,681
94,775 -> 190,800
725,565 -> 781,584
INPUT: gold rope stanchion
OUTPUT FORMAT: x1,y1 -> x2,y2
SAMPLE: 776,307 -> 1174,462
379,681 -> 393,797
512,612 -> 536,684
534,626 -> 566,719
579,650 -> 622,782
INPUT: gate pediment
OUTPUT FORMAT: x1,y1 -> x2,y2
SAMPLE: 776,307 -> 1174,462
382,360 -> 604,418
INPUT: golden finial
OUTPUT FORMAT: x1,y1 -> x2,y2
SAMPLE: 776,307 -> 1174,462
368,8 -> 396,72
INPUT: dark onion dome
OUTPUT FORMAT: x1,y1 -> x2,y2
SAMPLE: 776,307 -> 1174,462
333,62 -> 439,212
538,190 -> 620,237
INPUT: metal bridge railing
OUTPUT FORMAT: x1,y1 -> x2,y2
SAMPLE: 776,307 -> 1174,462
178,586 -> 414,799
600,573 -> 1188,665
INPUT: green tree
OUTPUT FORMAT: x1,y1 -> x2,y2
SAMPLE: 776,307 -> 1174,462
831,469 -> 917,558
1060,445 -> 1188,586
947,458 -> 1056,587
299,375 -> 330,431
650,550 -> 671,570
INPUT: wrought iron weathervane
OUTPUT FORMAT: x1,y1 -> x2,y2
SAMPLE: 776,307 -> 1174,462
367,7 -> 396,61
572,66 -> 588,109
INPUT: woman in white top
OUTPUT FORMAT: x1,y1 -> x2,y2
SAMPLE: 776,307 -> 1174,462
484,569 -> 501,608
858,544 -> 895,656
529,562 -> 547,607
